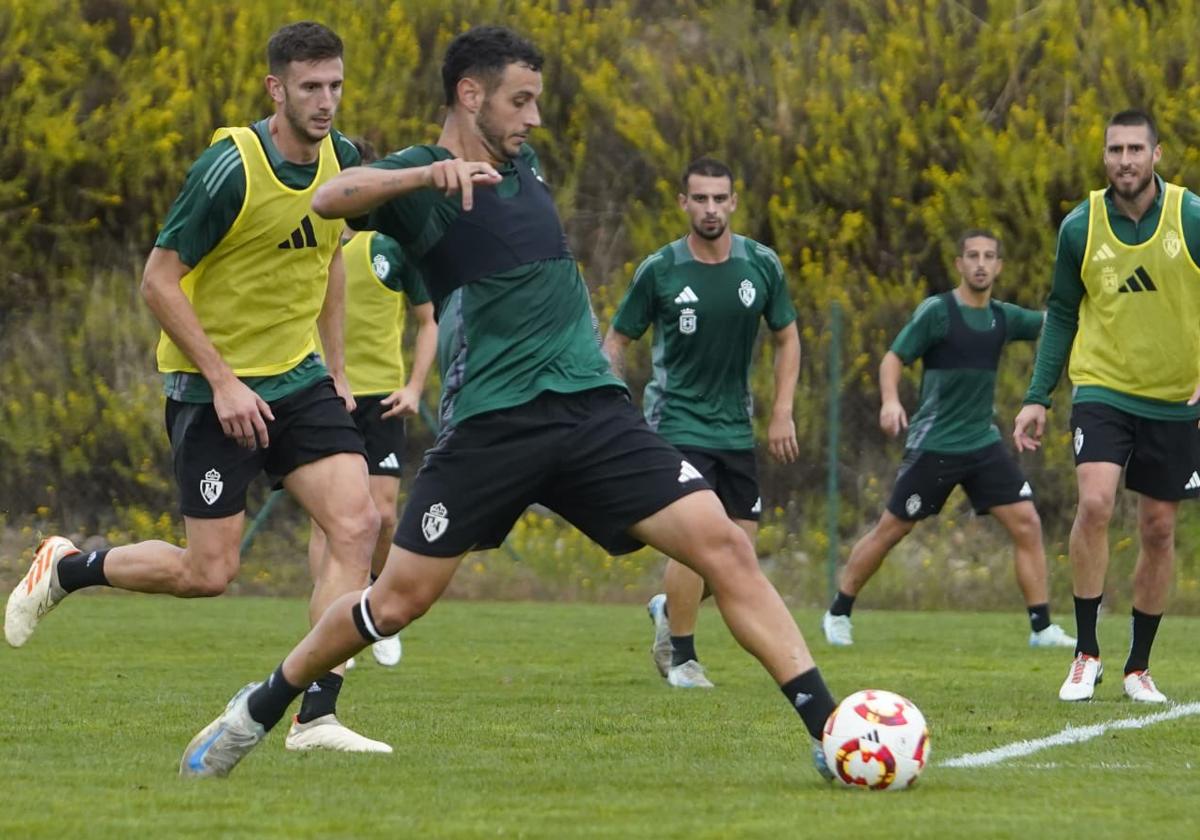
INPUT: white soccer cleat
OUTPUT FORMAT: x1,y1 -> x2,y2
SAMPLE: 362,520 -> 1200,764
647,593 -> 671,677
1123,670 -> 1167,703
371,634 -> 402,667
666,659 -> 715,689
821,611 -> 854,647
5,536 -> 77,648
1059,653 -> 1103,701
1029,623 -> 1077,649
284,714 -> 393,753
344,657 -> 356,670
179,682 -> 266,778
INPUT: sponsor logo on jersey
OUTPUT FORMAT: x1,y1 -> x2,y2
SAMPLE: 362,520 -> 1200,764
200,468 -> 224,506
422,502 -> 449,542
1101,266 -> 1120,293
277,215 -> 318,250
679,307 -> 697,334
674,286 -> 699,304
1116,266 -> 1157,293
904,494 -> 922,517
1091,242 -> 1116,263
738,279 -> 756,307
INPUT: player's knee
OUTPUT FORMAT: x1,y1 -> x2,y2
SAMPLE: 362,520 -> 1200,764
328,506 -> 382,556
1075,492 -> 1115,531
376,507 -> 399,542
1139,511 -> 1175,556
1011,506 -> 1042,543
177,557 -> 237,597
694,522 -> 758,585
369,586 -> 433,634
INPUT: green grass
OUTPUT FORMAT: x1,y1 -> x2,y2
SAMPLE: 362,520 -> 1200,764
2,595 -> 1198,839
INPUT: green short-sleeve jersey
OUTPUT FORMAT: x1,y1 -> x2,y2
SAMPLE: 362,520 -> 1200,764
1026,174 -> 1200,420
358,143 -> 623,427
611,235 -> 797,450
154,120 -> 361,403
892,294 -> 1043,453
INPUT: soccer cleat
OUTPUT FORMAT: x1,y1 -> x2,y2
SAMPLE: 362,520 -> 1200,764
647,593 -> 671,677
5,536 -> 77,647
1058,653 -> 1103,701
345,656 -> 356,670
1029,623 -> 1077,649
812,737 -> 834,782
179,682 -> 266,778
371,634 -> 403,667
666,659 -> 715,689
821,611 -> 854,647
284,714 -> 393,753
1123,670 -> 1167,703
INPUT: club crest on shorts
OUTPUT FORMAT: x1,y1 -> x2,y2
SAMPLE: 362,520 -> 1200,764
679,307 -> 697,335
422,502 -> 449,542
1073,427 -> 1084,455
738,279 -> 756,308
372,253 -> 390,280
200,468 -> 223,506
1163,229 -> 1182,259
904,493 -> 922,517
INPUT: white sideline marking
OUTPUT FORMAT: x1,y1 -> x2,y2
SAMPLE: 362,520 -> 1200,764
941,701 -> 1200,768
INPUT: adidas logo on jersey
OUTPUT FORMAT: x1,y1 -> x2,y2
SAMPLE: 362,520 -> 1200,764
278,215 -> 318,249
1116,266 -> 1157,293
674,286 -> 699,304
1091,243 -> 1116,262
378,453 -> 400,470
677,460 -> 703,484
1186,471 -> 1200,491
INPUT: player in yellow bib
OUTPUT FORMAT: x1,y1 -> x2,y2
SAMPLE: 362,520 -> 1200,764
310,141 -> 437,669
5,22 -> 390,754
1015,109 -> 1200,704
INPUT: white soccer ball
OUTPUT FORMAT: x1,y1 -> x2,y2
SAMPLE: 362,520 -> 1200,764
821,688 -> 930,790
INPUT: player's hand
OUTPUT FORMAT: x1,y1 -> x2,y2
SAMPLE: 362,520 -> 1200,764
331,372 -> 356,414
212,378 -> 274,449
382,384 -> 421,419
1013,404 -> 1047,452
768,413 -> 799,464
879,399 -> 908,438
1189,380 -> 1200,428
424,159 -> 502,211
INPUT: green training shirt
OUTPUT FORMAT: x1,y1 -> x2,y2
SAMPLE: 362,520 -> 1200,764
358,143 -> 623,427
893,294 -> 1043,453
1025,174 -> 1200,420
611,235 -> 797,450
154,119 -> 361,403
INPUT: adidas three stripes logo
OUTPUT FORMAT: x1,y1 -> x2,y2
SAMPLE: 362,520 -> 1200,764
1117,266 -> 1157,293
279,216 -> 318,249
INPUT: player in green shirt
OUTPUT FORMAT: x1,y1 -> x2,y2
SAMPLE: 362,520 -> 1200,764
1014,110 -> 1200,703
822,231 -> 1074,651
604,157 -> 801,689
180,25 -> 840,782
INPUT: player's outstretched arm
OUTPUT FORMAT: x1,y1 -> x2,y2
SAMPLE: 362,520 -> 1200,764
312,159 -> 502,219
878,351 -> 908,438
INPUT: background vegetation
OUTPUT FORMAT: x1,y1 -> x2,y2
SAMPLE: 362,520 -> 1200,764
4,0 -> 1200,611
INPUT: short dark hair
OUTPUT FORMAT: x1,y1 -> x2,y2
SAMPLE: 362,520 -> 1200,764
1107,109 -> 1158,145
442,26 -> 544,106
681,157 -> 734,191
267,21 -> 343,76
957,228 -> 1002,257
351,137 -> 378,165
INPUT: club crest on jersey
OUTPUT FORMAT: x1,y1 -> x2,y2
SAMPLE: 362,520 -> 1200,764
1074,427 -> 1084,455
738,279 -> 756,308
200,469 -> 223,506
422,502 -> 449,542
905,494 -> 922,517
1163,229 -> 1182,259
679,307 -> 697,335
1101,266 -> 1120,293
372,253 -> 390,280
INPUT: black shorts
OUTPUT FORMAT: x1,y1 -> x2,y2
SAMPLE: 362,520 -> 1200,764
165,378 -> 367,518
676,446 -> 761,521
393,387 -> 711,557
885,442 -> 1033,521
352,395 -> 407,478
1070,401 -> 1200,501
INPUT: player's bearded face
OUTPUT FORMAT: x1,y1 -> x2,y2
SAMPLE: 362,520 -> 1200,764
680,174 -> 736,242
475,63 -> 542,161
279,58 -> 343,144
955,236 -> 1001,292
1104,123 -> 1159,204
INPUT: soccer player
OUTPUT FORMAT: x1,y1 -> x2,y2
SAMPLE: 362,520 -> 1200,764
308,139 -> 437,669
602,158 -> 800,689
178,25 -> 839,780
1014,109 -> 1200,703
4,21 -> 390,753
821,231 -> 1075,651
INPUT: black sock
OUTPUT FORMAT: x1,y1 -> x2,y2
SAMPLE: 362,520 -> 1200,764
1073,595 -> 1103,657
297,672 -> 344,723
1027,603 -> 1051,633
246,665 -> 305,732
55,549 -> 111,593
781,668 -> 838,740
829,590 -> 856,617
670,635 -> 697,667
1124,607 -> 1163,674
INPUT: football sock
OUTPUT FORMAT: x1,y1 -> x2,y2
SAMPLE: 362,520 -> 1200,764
829,590 -> 856,617
1123,607 -> 1162,674
297,672 -> 344,723
1027,603 -> 1051,633
781,668 -> 838,740
56,549 -> 111,593
670,635 -> 697,667
247,665 -> 304,732
1073,594 -> 1103,658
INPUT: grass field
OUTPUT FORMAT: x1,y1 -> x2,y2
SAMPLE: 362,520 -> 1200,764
2,594 -> 1198,839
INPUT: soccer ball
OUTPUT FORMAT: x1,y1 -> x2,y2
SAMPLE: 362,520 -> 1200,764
821,689 -> 929,790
